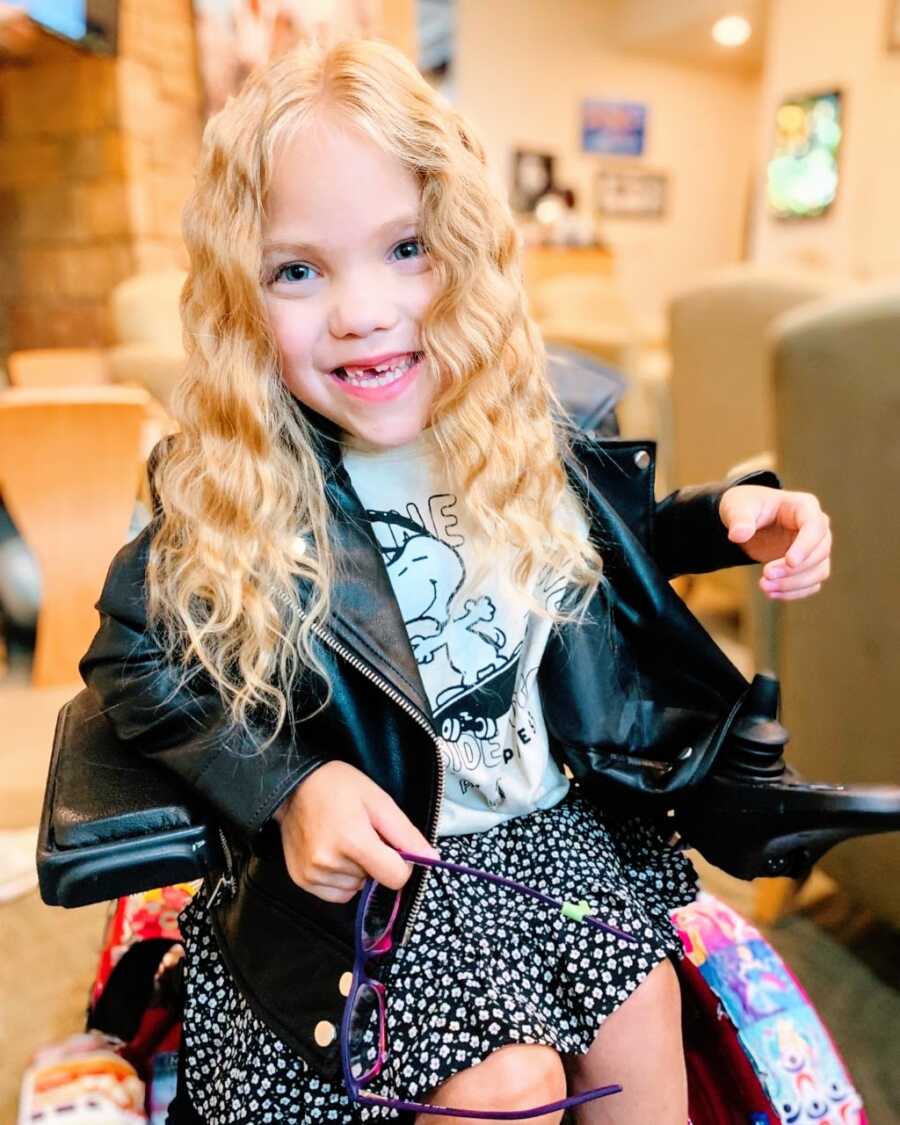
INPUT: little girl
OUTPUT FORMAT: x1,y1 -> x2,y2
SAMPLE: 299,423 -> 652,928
80,37 -> 832,1125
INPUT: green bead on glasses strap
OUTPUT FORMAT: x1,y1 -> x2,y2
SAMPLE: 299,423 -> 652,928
560,898 -> 593,923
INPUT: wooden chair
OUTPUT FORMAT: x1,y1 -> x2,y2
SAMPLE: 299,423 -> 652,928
7,348 -> 112,388
0,386 -> 150,687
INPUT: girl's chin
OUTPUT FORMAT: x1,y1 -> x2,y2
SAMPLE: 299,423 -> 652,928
340,416 -> 429,450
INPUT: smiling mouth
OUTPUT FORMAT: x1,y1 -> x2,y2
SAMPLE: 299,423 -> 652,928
331,352 -> 423,389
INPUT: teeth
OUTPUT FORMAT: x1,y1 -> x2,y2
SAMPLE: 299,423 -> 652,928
335,353 -> 419,388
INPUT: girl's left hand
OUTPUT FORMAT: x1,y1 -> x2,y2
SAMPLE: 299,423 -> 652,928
718,484 -> 832,601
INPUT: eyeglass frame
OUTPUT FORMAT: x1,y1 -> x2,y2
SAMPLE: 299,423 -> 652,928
339,847 -> 639,1120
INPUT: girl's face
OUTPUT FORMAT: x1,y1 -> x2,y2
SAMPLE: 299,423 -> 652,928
262,119 -> 440,450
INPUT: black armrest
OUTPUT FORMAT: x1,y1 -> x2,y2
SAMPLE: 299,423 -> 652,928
672,675 -> 900,880
37,688 -> 222,907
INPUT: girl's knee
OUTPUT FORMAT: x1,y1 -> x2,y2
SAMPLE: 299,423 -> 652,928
489,1042 -> 568,1105
417,1042 -> 566,1124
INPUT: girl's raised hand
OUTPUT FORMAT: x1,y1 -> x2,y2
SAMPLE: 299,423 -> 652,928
719,484 -> 832,601
272,760 -> 440,903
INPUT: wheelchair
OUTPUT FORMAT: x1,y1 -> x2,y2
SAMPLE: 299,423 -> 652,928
31,356 -> 900,1122
35,667 -> 900,1124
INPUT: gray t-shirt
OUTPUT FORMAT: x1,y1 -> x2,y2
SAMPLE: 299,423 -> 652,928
343,430 -> 576,837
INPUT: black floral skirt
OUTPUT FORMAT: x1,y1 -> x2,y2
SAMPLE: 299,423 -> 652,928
175,788 -> 699,1123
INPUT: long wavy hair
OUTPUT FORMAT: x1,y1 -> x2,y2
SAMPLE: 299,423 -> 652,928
147,36 -> 605,747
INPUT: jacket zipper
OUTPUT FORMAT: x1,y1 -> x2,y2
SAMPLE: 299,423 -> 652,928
308,621 -> 445,945
207,824 -> 236,908
270,586 -> 445,944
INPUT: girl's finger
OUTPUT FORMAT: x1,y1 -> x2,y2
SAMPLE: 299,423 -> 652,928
307,881 -> 365,904
762,552 -> 831,589
793,527 -> 832,570
784,502 -> 829,567
763,528 -> 832,581
307,852 -> 368,884
768,583 -> 823,601
321,871 -> 368,890
762,558 -> 830,593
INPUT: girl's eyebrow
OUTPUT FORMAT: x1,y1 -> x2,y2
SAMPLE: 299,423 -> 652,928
262,213 -> 420,257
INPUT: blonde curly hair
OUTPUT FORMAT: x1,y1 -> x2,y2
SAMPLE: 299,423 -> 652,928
148,36 -> 604,746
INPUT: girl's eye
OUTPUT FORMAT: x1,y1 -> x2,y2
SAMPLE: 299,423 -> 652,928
391,238 -> 425,262
271,261 -> 318,284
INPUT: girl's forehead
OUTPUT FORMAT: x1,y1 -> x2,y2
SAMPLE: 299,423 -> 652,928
264,121 -> 421,235
272,110 -> 380,168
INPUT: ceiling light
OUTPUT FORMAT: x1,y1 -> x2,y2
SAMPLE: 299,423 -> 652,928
712,15 -> 752,48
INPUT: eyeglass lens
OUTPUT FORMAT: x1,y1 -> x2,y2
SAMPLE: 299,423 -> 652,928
362,880 -> 402,952
348,980 -> 385,1081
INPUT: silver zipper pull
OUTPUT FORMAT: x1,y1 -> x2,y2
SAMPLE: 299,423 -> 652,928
207,825 -> 237,909
206,871 -> 236,909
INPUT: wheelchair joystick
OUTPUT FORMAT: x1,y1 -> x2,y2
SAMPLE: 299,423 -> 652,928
673,672 -> 900,882
716,673 -> 788,782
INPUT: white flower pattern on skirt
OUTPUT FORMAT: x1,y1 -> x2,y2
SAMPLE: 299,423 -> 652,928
177,789 -> 699,1123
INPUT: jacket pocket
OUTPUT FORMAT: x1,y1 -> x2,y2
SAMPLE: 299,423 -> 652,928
245,862 -> 357,951
245,820 -> 360,943
211,859 -> 355,1083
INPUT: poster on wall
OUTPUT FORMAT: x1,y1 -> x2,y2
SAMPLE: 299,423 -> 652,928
767,89 -> 842,220
192,0 -> 379,116
581,99 -> 647,156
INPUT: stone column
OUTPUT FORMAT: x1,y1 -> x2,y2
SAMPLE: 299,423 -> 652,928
0,0 -> 201,365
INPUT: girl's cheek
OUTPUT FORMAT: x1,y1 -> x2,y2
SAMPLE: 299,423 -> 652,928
266,303 -> 317,365
414,273 -> 439,316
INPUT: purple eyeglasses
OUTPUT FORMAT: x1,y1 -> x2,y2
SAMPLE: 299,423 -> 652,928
339,848 -> 639,1119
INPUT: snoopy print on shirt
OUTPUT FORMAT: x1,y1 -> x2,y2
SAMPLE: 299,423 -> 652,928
343,432 -> 574,837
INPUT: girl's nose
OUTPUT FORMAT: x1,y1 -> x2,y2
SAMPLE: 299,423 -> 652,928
327,271 -> 400,339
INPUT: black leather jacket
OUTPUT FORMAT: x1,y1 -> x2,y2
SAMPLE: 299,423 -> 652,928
79,428 -> 777,1081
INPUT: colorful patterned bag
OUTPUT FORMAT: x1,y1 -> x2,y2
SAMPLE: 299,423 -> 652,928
672,892 -> 866,1125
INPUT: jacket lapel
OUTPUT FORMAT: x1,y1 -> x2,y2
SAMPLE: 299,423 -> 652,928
313,425 -> 434,724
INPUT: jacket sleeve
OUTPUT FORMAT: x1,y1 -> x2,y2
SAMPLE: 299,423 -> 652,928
78,522 -> 328,840
653,469 -> 782,579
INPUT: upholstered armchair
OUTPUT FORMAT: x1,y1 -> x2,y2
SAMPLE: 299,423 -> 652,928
667,264 -> 850,621
766,281 -> 900,928
107,270 -> 187,411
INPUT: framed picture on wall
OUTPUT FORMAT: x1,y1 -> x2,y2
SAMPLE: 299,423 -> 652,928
593,166 -> 668,218
582,99 -> 647,156
767,89 -> 843,219
510,149 -> 557,213
191,0 -> 379,116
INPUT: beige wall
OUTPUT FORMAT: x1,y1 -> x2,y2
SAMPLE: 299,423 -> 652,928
455,0 -> 760,321
750,0 -> 900,278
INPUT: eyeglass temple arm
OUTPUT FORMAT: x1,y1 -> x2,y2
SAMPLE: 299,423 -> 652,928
357,1081 -> 623,1119
396,850 -> 637,944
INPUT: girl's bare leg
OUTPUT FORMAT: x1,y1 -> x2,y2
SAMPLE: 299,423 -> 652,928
415,1042 -> 567,1125
562,957 -> 688,1125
